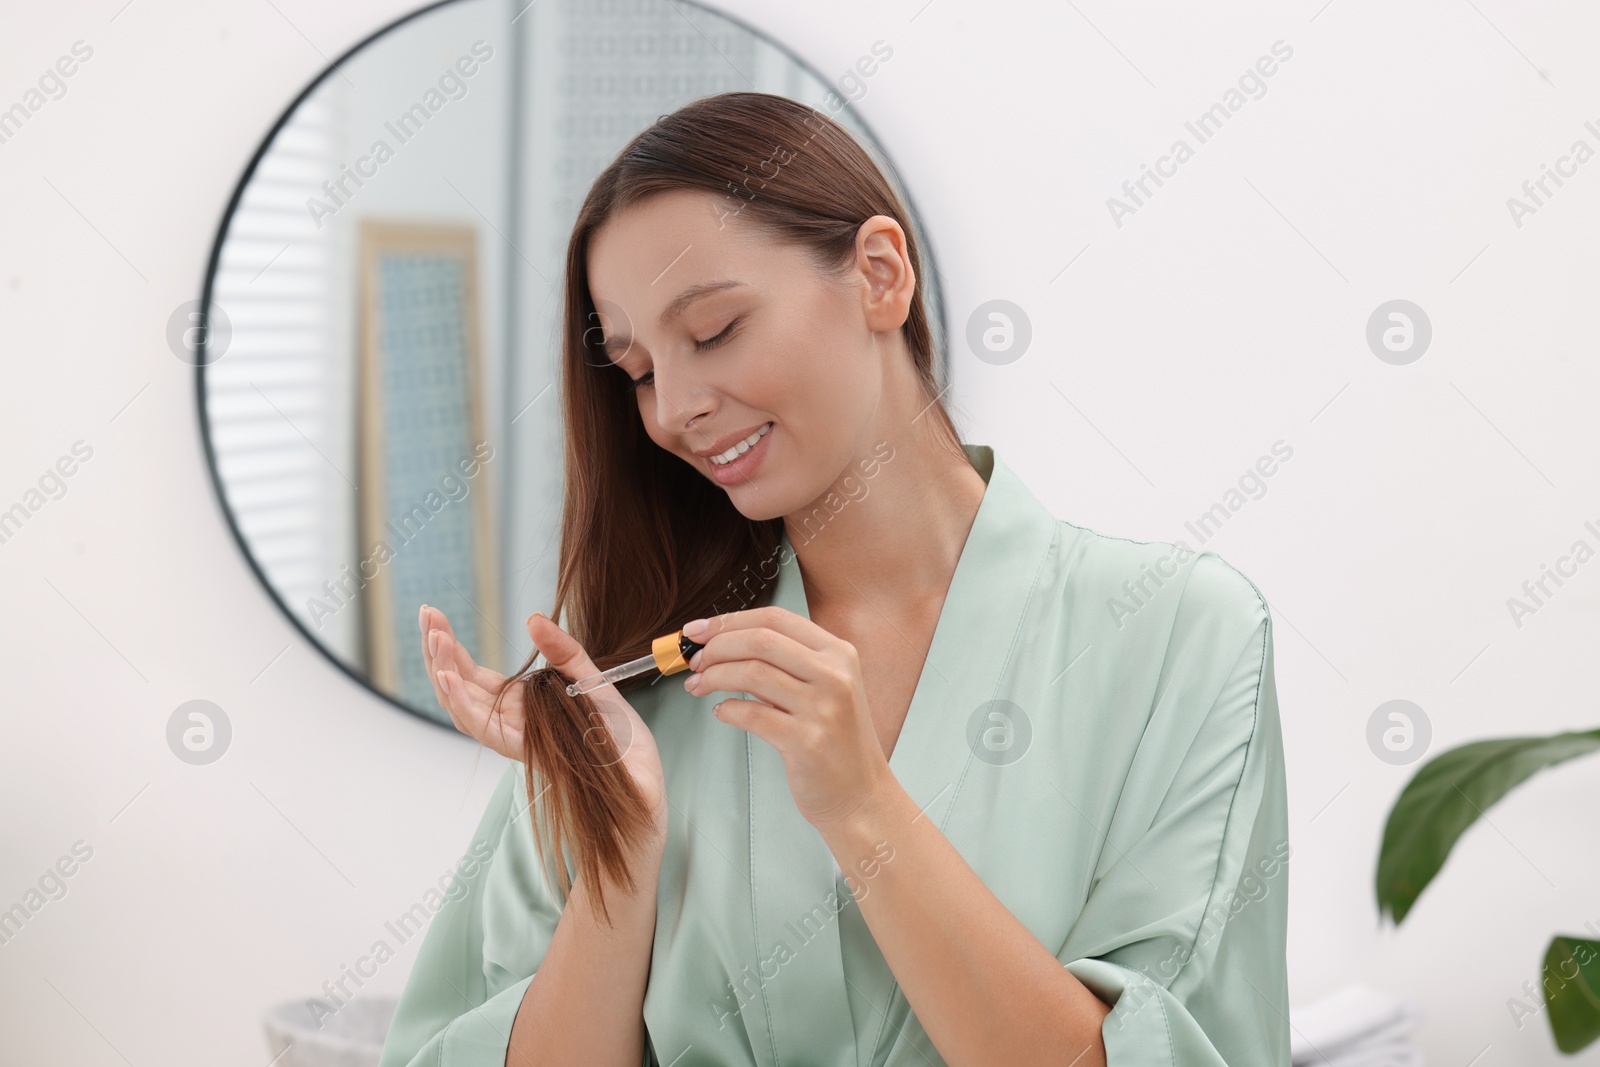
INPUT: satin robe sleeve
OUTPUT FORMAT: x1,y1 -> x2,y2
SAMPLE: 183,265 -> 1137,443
377,760 -> 658,1067
1060,553 -> 1291,1066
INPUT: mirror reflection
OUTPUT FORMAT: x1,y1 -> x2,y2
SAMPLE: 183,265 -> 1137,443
197,0 -> 945,725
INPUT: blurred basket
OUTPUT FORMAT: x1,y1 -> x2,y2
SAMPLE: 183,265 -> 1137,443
262,996 -> 398,1067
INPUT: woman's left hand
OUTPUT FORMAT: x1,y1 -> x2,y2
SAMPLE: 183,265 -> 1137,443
681,606 -> 893,831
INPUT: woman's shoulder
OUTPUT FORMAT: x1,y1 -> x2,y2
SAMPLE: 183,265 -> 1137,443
1049,516 -> 1269,640
1045,519 -> 1278,762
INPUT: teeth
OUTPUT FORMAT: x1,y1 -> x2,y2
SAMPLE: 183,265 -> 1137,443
710,423 -> 772,465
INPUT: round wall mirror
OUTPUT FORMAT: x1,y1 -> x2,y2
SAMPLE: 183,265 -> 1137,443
195,0 -> 947,727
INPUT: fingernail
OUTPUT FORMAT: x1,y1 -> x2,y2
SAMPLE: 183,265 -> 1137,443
429,629 -> 440,658
683,618 -> 708,638
684,672 -> 701,690
689,649 -> 703,670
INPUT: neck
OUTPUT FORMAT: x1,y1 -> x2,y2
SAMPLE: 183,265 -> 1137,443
782,415 -> 987,618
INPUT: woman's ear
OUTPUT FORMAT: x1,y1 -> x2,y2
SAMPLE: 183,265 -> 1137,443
854,215 -> 915,333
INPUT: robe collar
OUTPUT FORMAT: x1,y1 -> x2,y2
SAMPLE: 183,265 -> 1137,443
740,442 -> 1061,1067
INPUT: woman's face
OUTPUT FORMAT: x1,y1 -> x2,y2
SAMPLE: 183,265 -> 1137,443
586,188 -> 912,522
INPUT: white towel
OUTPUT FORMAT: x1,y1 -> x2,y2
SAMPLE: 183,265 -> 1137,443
1290,983 -> 1424,1065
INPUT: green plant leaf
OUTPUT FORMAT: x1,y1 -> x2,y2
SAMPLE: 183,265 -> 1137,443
1544,936 -> 1600,1054
1374,728 -> 1600,924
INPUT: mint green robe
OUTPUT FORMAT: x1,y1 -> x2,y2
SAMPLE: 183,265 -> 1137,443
379,443 -> 1291,1066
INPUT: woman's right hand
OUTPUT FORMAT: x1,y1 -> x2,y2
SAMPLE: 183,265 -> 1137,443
420,605 -> 668,832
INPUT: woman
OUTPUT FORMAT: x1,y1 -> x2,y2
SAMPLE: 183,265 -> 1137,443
380,91 -> 1289,1067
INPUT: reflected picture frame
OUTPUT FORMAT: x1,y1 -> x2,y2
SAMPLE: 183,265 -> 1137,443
356,220 -> 502,702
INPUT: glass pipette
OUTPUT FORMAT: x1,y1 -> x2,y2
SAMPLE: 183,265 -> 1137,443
565,628 -> 707,696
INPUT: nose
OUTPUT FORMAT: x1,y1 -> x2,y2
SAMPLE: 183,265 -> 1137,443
651,357 -> 716,439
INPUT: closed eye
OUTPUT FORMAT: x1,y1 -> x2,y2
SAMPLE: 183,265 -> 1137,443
695,316 -> 742,352
623,316 -> 742,393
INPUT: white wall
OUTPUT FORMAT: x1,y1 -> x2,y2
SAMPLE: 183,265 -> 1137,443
2,1 -> 1597,1064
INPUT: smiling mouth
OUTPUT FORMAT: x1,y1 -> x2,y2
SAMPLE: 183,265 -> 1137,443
707,422 -> 773,466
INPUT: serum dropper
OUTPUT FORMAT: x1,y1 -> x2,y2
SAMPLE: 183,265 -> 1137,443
565,628 -> 707,696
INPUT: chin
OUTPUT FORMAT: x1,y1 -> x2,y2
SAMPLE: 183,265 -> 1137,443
721,485 -> 793,523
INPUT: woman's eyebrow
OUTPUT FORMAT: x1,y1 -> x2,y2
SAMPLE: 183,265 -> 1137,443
658,279 -> 744,325
599,279 -> 746,356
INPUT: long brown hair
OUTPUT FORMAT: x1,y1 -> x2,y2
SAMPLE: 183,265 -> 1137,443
493,91 -> 961,925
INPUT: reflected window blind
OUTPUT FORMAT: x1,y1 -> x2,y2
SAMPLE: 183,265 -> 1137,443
206,93 -> 351,655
